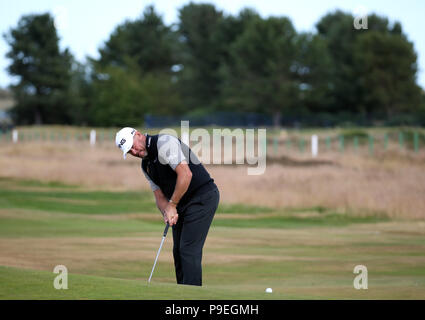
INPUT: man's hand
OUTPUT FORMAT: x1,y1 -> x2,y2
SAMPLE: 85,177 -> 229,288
152,161 -> 192,227
164,203 -> 179,226
161,209 -> 169,224
155,189 -> 176,225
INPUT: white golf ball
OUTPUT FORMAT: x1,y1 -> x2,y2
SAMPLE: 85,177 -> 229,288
265,288 -> 273,293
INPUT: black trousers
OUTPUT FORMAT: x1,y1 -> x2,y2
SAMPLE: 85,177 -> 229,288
172,187 -> 219,286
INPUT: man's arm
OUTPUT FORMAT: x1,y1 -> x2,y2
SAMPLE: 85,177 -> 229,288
147,162 -> 192,226
154,135 -> 193,226
161,161 -> 192,226
153,188 -> 170,223
169,160 -> 192,205
157,135 -> 192,206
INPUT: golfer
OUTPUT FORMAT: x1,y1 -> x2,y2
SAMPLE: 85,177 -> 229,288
115,127 -> 219,286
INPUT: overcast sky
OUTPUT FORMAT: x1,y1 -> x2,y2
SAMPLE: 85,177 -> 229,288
1,0 -> 424,89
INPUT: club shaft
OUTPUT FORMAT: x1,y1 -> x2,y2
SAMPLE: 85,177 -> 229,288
148,224 -> 170,283
148,236 -> 165,282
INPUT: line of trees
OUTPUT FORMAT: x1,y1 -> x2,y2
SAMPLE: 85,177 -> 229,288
3,3 -> 425,127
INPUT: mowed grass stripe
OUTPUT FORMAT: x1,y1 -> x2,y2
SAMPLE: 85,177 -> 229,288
0,189 -> 157,215
0,178 -> 388,228
0,215 -> 161,238
0,178 -> 276,215
0,208 -> 389,239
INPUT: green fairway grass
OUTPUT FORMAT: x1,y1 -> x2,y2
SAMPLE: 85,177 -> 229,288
0,266 -> 277,300
0,178 -> 424,299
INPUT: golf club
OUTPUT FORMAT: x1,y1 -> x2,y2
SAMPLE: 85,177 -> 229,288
148,223 -> 170,283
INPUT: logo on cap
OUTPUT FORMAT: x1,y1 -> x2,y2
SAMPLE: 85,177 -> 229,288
119,138 -> 126,149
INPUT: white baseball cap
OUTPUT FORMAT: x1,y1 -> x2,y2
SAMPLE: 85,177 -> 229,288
115,127 -> 136,159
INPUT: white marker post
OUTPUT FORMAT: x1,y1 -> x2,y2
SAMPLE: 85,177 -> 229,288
90,129 -> 96,146
311,134 -> 318,158
12,129 -> 18,143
